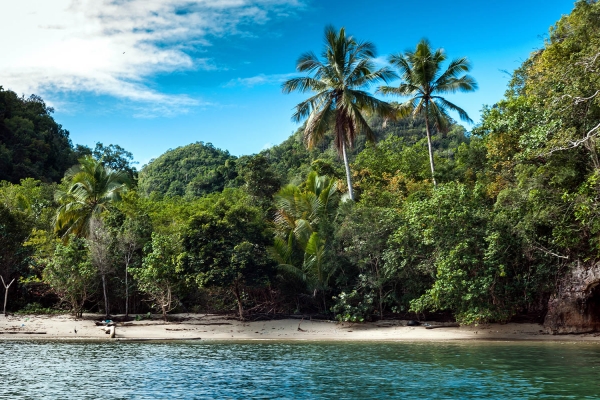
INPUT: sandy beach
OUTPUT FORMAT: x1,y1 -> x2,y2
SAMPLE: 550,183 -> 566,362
0,313 -> 599,342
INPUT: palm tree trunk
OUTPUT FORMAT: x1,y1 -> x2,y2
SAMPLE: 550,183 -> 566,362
424,104 -> 437,187
342,141 -> 354,200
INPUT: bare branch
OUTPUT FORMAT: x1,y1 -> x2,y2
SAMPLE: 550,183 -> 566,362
544,121 -> 600,156
532,244 -> 569,260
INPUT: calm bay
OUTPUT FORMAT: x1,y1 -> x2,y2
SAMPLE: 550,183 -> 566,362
1,340 -> 599,399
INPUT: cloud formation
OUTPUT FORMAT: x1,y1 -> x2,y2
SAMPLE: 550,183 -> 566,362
1,0 -> 303,114
224,72 -> 297,88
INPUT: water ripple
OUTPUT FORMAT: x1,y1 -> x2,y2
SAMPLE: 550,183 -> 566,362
0,341 -> 599,399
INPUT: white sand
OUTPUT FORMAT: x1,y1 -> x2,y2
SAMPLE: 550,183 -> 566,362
0,313 -> 598,342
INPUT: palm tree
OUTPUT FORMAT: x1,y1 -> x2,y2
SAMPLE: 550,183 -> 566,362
378,39 -> 477,186
55,156 -> 130,238
282,26 -> 395,200
271,172 -> 338,311
55,156 -> 130,318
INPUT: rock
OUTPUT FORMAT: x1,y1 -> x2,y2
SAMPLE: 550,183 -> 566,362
544,260 -> 600,334
406,320 -> 421,326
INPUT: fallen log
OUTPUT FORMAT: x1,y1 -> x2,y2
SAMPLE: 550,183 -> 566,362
425,323 -> 460,330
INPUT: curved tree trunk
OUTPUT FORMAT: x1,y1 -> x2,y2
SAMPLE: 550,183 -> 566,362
424,103 -> 437,187
342,141 -> 354,200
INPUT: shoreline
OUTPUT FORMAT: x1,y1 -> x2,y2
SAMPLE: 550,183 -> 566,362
1,313 -> 600,343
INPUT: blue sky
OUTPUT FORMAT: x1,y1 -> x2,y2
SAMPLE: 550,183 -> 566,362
2,0 -> 576,166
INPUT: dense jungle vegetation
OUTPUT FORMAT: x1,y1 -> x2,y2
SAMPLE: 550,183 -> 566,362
0,1 -> 598,323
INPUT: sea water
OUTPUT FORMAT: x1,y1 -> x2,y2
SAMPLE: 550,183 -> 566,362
1,340 -> 599,399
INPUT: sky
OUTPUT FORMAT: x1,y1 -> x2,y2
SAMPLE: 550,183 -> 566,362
1,0 -> 577,166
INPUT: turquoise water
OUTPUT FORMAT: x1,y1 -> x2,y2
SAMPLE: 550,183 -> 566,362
1,340 -> 599,399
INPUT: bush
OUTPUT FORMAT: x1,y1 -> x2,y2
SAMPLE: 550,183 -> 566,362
331,290 -> 374,322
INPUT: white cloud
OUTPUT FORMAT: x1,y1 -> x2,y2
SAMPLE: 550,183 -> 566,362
1,0 -> 303,115
224,72 -> 296,87
372,55 -> 391,68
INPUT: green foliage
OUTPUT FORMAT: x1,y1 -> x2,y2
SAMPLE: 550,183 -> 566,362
93,143 -> 137,179
181,189 -> 274,318
272,172 -> 339,301
332,289 -> 374,322
282,26 -> 395,199
0,88 -> 77,183
333,205 -> 401,318
2,3 -> 599,324
236,154 -> 282,209
379,39 -> 477,186
43,237 -> 96,317
133,232 -> 184,320
0,203 -> 33,283
55,156 -> 130,238
138,142 -> 238,198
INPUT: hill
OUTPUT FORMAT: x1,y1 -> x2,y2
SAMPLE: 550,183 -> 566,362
138,142 -> 238,198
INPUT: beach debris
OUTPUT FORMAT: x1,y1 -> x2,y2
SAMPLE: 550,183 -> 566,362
425,323 -> 460,330
297,318 -> 307,332
95,320 -> 116,327
101,325 -> 116,338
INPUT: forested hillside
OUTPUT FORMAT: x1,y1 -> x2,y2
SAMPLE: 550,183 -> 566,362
0,88 -> 79,183
138,142 -> 238,198
0,1 -> 598,330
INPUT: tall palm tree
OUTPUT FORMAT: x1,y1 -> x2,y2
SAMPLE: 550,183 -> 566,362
282,26 -> 395,200
378,39 -> 477,186
55,156 -> 130,238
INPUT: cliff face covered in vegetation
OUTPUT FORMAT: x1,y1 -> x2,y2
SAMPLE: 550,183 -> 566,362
0,1 -> 599,329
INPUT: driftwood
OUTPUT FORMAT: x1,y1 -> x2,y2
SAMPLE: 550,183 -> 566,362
297,318 -> 307,332
425,323 -> 460,330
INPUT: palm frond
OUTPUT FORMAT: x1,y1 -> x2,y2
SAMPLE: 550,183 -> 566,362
282,77 -> 327,94
434,57 -> 471,85
388,53 -> 412,81
428,100 -> 452,132
432,96 -> 473,123
435,75 -> 479,94
304,98 -> 335,149
296,51 -> 323,74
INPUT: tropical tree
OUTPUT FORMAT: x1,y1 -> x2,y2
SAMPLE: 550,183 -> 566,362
0,204 -> 32,316
44,236 -> 96,318
54,156 -> 130,238
271,172 -> 339,310
378,39 -> 477,186
282,26 -> 394,200
181,189 -> 273,320
133,232 -> 183,321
